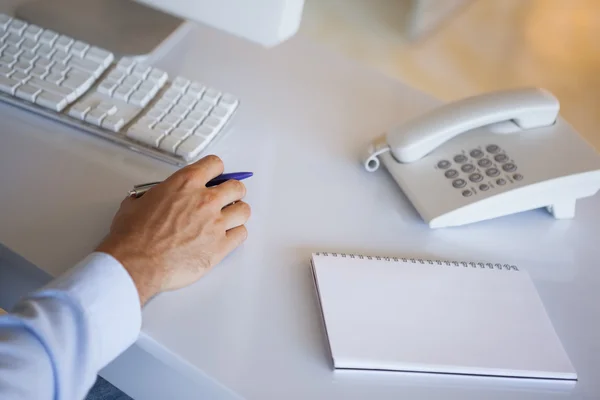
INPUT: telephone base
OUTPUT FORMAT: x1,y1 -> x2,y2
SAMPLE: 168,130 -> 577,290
547,200 -> 577,219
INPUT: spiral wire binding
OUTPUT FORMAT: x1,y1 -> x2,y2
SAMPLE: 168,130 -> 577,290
314,252 -> 519,271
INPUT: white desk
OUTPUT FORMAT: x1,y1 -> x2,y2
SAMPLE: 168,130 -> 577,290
0,23 -> 599,400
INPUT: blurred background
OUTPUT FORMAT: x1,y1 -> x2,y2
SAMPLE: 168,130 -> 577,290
300,0 -> 600,149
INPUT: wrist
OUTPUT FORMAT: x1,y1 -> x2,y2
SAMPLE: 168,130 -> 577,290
96,239 -> 164,306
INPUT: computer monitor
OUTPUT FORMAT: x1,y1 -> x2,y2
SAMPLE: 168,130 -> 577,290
16,0 -> 305,59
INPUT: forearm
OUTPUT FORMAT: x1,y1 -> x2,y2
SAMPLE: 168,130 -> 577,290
0,253 -> 141,400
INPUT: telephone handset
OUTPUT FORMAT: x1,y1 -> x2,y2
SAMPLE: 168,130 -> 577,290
364,88 -> 600,228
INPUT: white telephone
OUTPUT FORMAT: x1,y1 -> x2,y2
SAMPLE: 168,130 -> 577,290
364,88 -> 600,228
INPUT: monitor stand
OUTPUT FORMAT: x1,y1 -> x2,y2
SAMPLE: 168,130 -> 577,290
16,0 -> 193,62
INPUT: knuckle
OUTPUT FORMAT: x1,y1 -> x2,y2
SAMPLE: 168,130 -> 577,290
240,202 -> 251,217
238,225 -> 248,241
203,154 -> 223,168
201,190 -> 219,205
176,168 -> 200,186
230,179 -> 246,196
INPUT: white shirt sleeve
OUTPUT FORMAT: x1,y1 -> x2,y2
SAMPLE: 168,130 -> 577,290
0,252 -> 141,400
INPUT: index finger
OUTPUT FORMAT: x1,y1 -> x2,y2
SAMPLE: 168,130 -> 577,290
168,155 -> 225,189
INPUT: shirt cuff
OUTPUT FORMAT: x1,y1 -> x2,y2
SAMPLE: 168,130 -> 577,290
40,252 -> 142,369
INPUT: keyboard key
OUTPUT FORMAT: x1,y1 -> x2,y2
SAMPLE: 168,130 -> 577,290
194,125 -> 218,138
15,84 -> 41,102
14,61 -> 33,73
45,72 -> 64,84
0,54 -> 16,67
0,14 -> 12,30
28,66 -> 47,78
107,70 -> 126,83
97,79 -> 118,96
67,102 -> 91,120
129,89 -> 153,107
162,114 -> 182,126
138,81 -> 158,95
67,56 -> 103,77
0,75 -> 21,95
116,57 -> 135,73
170,127 -> 192,139
19,51 -> 37,63
179,94 -> 198,108
61,75 -> 88,91
102,115 -> 125,132
202,88 -> 221,104
55,35 -> 74,52
97,101 -> 117,115
51,62 -> 69,74
69,41 -> 89,57
163,88 -> 181,102
194,100 -> 213,113
113,84 -> 134,101
127,125 -> 164,147
35,57 -> 53,69
20,39 -> 39,52
85,108 -> 107,126
37,44 -> 55,58
135,116 -> 156,128
210,104 -> 230,118
11,71 -> 29,82
52,50 -> 70,63
3,45 -> 21,57
39,30 -> 58,46
187,82 -> 205,97
219,93 -> 239,108
85,46 -> 114,66
202,116 -> 224,130
177,119 -> 199,132
23,24 -> 43,41
35,90 -> 67,111
153,121 -> 173,134
7,19 -> 27,35
122,75 -> 141,89
170,104 -> 189,117
131,64 -> 151,78
146,106 -> 166,118
171,77 -> 190,91
5,33 -> 24,46
0,65 -> 11,75
29,77 -> 72,97
148,68 -> 167,86
186,110 -> 206,122
176,135 -> 208,160
159,135 -> 182,153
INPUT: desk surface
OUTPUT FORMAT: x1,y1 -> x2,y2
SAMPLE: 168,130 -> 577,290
1,23 -> 599,400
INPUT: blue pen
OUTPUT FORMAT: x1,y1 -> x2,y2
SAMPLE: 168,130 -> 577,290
129,172 -> 253,198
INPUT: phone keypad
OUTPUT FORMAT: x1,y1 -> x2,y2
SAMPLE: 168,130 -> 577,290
435,144 -> 523,197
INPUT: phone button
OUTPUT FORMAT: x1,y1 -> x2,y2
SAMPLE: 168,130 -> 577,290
452,179 -> 467,188
462,190 -> 473,197
494,154 -> 509,163
496,178 -> 507,185
479,184 -> 490,191
453,154 -> 468,164
486,144 -> 501,154
486,167 -> 500,177
437,160 -> 451,169
477,159 -> 492,168
502,163 -> 517,172
445,169 -> 459,179
469,173 -> 483,182
461,164 -> 475,173
470,149 -> 484,158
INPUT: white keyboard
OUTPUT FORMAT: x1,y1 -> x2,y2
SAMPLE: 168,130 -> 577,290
0,14 -> 239,166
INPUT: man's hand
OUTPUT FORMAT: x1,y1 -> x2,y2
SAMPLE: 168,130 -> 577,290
96,155 -> 250,305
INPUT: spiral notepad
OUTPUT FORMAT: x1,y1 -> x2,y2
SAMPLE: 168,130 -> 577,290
310,252 -> 576,380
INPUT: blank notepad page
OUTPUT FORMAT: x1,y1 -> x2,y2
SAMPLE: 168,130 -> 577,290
311,253 -> 576,380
